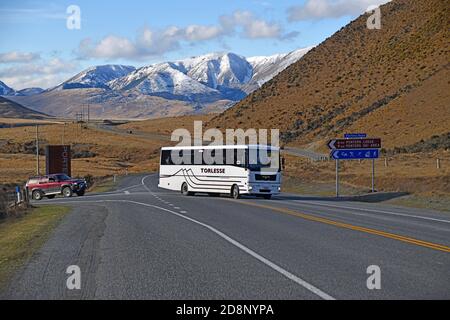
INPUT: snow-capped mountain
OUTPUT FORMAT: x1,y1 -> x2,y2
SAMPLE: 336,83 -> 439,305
109,48 -> 311,101
0,81 -> 45,97
52,65 -> 136,91
9,47 -> 312,119
109,62 -> 221,101
109,53 -> 254,101
0,80 -> 15,96
174,52 -> 253,89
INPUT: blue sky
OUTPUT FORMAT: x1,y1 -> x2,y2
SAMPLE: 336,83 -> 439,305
0,0 -> 389,89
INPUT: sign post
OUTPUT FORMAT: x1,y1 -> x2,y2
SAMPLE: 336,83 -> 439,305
372,159 -> 375,193
336,160 -> 340,197
329,134 -> 381,196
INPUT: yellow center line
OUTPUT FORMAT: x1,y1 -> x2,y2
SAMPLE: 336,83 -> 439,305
226,199 -> 450,253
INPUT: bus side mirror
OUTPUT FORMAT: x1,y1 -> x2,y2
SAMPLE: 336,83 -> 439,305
281,157 -> 286,171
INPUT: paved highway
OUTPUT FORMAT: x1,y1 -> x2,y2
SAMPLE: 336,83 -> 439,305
2,174 -> 449,299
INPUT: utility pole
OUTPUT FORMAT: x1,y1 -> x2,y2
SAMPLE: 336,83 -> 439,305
36,125 -> 40,175
62,122 -> 66,145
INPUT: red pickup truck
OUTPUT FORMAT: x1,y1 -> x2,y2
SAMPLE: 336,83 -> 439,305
26,174 -> 87,200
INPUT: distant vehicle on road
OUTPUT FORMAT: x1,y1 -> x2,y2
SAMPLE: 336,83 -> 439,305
26,174 -> 87,201
158,145 -> 282,199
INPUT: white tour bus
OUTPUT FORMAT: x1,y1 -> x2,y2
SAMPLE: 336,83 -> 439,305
158,145 -> 282,199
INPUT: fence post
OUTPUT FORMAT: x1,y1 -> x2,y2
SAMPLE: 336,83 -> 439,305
15,186 -> 21,204
437,158 -> 441,169
385,157 -> 388,167
23,187 -> 29,205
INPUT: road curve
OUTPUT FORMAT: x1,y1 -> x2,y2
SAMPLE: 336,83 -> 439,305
2,174 -> 449,300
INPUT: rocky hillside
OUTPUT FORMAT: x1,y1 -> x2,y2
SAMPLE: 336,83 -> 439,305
208,0 -> 450,151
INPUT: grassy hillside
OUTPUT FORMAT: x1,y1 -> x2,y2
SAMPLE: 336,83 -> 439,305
208,0 -> 450,151
0,97 -> 49,120
0,123 -> 163,184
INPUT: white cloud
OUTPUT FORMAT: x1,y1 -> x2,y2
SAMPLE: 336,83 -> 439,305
222,11 -> 283,39
288,0 -> 391,21
184,25 -> 224,41
0,51 -> 40,63
77,11 -> 296,60
79,36 -> 138,60
78,28 -> 182,60
0,57 -> 79,90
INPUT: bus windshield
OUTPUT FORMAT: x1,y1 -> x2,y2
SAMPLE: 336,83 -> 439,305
247,148 -> 280,172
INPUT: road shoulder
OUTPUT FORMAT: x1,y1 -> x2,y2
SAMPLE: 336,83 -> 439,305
0,205 -> 71,292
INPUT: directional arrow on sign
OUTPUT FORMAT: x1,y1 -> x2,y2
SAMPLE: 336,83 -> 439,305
328,140 -> 337,149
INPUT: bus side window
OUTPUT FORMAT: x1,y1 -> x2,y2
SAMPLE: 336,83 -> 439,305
192,150 -> 204,165
161,150 -> 172,165
182,150 -> 192,165
234,149 -> 246,168
215,149 -> 224,165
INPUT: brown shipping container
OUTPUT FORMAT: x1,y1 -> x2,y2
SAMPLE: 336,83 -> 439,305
46,145 -> 71,176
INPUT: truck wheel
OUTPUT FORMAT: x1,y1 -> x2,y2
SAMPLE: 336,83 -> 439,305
231,185 -> 240,199
62,187 -> 73,198
76,190 -> 85,197
32,190 -> 43,201
181,183 -> 191,196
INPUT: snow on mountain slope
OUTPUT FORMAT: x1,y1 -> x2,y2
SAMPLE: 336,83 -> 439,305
110,49 -> 311,101
174,52 -> 253,89
248,46 -> 313,89
109,62 -> 221,101
0,80 -> 16,96
110,52 -> 252,99
52,65 -> 135,91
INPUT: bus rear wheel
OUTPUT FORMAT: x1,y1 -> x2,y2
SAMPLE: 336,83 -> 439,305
181,183 -> 192,196
231,185 -> 240,199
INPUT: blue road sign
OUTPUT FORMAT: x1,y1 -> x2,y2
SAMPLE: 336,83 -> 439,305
331,149 -> 379,160
344,133 -> 367,139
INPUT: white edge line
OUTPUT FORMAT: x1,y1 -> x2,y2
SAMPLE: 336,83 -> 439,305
48,198 -> 335,300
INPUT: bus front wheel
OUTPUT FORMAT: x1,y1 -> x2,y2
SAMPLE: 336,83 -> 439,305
181,183 -> 192,196
231,185 -> 240,199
